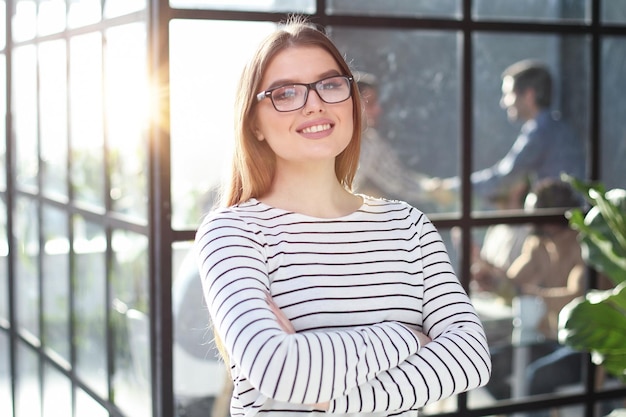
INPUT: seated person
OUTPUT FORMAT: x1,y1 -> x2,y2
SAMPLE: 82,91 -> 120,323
481,178 -> 586,406
471,178 -> 531,304
353,71 -> 431,208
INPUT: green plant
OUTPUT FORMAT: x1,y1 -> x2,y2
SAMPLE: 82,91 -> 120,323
558,175 -> 626,383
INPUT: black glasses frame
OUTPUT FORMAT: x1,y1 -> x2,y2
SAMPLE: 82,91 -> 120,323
256,75 -> 354,112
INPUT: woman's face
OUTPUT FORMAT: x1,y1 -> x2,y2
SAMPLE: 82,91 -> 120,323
254,45 -> 354,169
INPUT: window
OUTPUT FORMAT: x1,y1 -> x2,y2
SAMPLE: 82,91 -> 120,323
1,1 -> 625,416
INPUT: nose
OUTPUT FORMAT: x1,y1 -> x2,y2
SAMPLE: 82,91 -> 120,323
302,87 -> 325,113
500,92 -> 515,109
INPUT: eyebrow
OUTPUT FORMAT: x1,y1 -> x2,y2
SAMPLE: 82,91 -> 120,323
265,69 -> 342,90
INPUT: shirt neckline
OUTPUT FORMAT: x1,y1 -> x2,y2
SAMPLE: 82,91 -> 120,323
248,195 -> 368,221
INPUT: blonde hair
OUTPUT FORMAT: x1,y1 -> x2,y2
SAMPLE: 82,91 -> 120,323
221,16 -> 362,207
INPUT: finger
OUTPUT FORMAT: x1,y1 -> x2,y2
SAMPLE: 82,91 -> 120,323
265,292 -> 296,333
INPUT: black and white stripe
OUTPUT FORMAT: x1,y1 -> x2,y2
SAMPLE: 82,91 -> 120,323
195,196 -> 491,416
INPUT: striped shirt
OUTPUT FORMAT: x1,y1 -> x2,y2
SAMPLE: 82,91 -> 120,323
195,196 -> 491,417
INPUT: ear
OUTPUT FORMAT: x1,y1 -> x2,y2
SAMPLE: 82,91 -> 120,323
254,129 -> 265,141
523,88 -> 537,106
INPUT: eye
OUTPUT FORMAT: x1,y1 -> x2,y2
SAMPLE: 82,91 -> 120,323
318,77 -> 345,91
272,86 -> 299,102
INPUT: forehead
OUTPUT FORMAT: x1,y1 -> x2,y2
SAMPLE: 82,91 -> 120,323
501,75 -> 516,93
262,45 -> 341,86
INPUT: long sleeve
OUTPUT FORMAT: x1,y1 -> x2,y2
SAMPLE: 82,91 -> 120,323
470,120 -> 543,199
195,207 -> 420,407
195,198 -> 490,416
464,110 -> 584,200
329,217 -> 491,414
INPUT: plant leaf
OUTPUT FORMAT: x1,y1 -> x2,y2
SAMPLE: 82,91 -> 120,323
559,282 -> 626,382
563,175 -> 626,285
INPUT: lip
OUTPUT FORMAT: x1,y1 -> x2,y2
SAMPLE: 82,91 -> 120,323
296,118 -> 335,139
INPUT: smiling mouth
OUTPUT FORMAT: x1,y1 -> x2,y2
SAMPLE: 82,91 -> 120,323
301,123 -> 332,134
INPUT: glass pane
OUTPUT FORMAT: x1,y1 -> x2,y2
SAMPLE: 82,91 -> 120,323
73,216 -> 107,399
327,0 -> 460,18
38,0 -> 66,36
0,1 -> 6,49
169,20 -> 275,230
105,23 -> 149,221
39,40 -> 69,198
13,45 -> 39,191
15,341 -> 42,417
601,36 -> 626,190
103,0 -> 146,18
331,27 -> 458,215
470,195 -> 587,405
172,242 -> 229,416
600,395 -> 626,416
470,223 -> 523,352
0,53 -> 5,190
67,0 -> 101,28
76,388 -> 109,417
0,196 -> 6,323
42,363 -> 72,417
111,230 -> 150,416
169,0 -> 314,13
465,33 -> 590,213
111,229 -> 150,416
112,230 -> 149,312
473,0 -> 589,22
0,332 -> 11,417
602,0 -> 626,23
42,205 -> 70,361
70,33 -> 105,209
112,304 -> 151,417
12,0 -> 37,42
14,196 -> 40,338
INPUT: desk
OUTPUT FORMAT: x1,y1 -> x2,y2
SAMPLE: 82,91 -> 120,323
472,294 -> 548,403
471,293 -> 514,346
511,295 -> 547,398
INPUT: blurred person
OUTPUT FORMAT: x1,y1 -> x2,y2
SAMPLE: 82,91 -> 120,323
353,71 -> 430,206
471,178 -> 531,303
173,250 -> 229,417
483,179 -> 586,405
194,17 -> 491,417
425,59 -> 585,209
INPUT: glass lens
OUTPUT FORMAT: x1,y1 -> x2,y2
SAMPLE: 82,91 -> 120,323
317,76 -> 351,103
270,76 -> 351,111
271,85 -> 306,111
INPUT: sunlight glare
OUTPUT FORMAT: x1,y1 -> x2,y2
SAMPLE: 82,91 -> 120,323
37,0 -> 66,36
169,20 -> 275,227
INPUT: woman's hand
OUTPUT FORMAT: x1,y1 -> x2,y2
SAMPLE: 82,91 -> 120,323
415,331 -> 432,348
265,292 -> 329,410
265,292 -> 295,334
405,324 -> 432,348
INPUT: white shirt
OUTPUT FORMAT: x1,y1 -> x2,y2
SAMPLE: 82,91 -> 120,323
195,196 -> 491,416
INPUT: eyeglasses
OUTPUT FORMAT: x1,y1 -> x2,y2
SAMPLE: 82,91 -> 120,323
256,75 -> 354,112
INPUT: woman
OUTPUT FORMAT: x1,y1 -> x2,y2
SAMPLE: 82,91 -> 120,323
195,17 -> 491,416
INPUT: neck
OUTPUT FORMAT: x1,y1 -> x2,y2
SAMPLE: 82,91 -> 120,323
528,106 -> 543,120
259,162 -> 360,218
